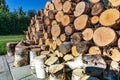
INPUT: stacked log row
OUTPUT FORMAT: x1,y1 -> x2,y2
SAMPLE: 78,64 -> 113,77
21,0 -> 120,80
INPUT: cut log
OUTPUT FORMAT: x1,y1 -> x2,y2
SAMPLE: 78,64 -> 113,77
99,8 -> 120,26
75,41 -> 89,54
91,16 -> 99,24
70,32 -> 82,44
63,1 -> 76,14
63,54 -> 74,61
45,1 -> 51,9
55,11 -> 64,22
65,54 -> 84,69
83,54 -> 106,69
48,10 -> 57,20
44,9 -> 49,16
51,20 -> 57,26
6,42 -> 18,56
91,2 -> 104,16
60,34 -> 69,42
61,15 -> 74,26
51,24 -> 61,38
30,48 -> 41,70
74,1 -> 89,17
93,27 -> 116,46
14,46 -> 29,67
44,16 -> 51,26
45,56 -> 58,66
59,42 -> 72,54
65,24 -> 75,36
72,46 -> 80,57
52,0 -> 62,11
74,14 -> 88,30
49,3 -> 55,10
34,56 -> 46,79
82,28 -> 93,41
108,0 -> 120,7
118,38 -> 120,49
48,64 -> 64,74
88,46 -> 101,55
89,0 -> 100,4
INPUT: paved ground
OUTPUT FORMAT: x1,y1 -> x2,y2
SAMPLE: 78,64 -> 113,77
0,55 -> 39,80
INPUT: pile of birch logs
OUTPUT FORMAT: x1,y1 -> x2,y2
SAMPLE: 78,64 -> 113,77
12,0 -> 120,80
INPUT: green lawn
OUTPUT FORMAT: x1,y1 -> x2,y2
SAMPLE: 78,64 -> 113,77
0,35 -> 25,55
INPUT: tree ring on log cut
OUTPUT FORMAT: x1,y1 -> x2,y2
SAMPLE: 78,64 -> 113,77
93,27 -> 116,47
99,8 -> 120,26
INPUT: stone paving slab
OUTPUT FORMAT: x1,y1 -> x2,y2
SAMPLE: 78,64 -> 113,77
0,56 -> 13,80
5,55 -> 38,80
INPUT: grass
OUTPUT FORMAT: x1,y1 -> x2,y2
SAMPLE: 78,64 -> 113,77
0,35 -> 25,55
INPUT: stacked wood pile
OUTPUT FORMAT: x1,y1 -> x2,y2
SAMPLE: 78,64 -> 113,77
11,0 -> 120,80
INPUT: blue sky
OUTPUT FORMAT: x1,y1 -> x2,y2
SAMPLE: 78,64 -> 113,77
6,0 -> 49,12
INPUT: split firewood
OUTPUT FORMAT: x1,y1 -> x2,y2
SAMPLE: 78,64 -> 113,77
72,46 -> 80,57
72,68 -> 85,80
55,38 -> 62,46
63,54 -> 74,61
41,51 -> 50,55
88,46 -> 101,55
91,2 -> 104,16
48,64 -> 64,74
74,1 -> 89,17
74,14 -> 88,30
110,61 -> 119,71
82,28 -> 93,41
99,8 -> 120,26
93,27 -> 116,46
6,42 -> 18,56
54,50 -> 63,57
45,56 -> 58,66
39,38 -> 45,46
105,47 -> 120,61
51,40 -> 57,50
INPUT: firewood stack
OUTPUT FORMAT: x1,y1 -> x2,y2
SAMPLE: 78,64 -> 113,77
17,0 -> 120,79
